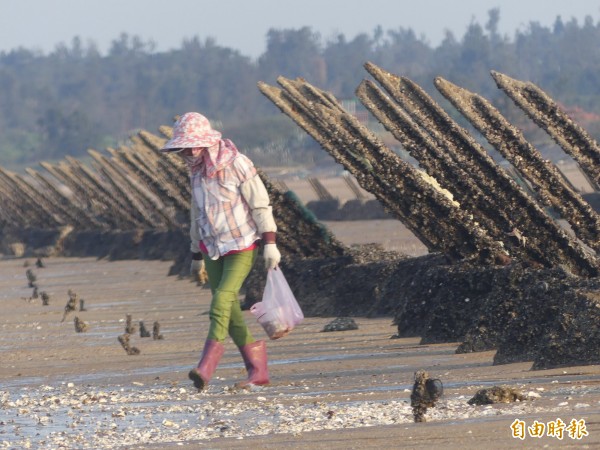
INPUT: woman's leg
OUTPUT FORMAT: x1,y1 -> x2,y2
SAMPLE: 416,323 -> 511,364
188,255 -> 225,390
228,298 -> 254,346
202,254 -> 223,297
203,249 -> 257,344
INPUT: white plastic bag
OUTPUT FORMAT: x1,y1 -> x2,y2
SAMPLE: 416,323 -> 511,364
250,268 -> 304,339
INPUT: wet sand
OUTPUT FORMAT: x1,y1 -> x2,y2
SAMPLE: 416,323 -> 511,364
1,222 -> 600,449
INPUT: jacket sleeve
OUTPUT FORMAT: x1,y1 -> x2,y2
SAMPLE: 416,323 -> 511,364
240,174 -> 277,234
189,197 -> 202,253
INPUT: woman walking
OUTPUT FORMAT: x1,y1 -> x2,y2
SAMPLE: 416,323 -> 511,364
161,112 -> 281,390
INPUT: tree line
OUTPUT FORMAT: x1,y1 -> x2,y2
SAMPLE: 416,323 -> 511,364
1,9 -> 600,171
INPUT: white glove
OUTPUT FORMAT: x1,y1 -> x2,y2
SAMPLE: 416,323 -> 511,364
190,259 -> 203,276
263,243 -> 281,270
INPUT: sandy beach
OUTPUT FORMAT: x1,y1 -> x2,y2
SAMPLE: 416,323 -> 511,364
1,221 -> 600,449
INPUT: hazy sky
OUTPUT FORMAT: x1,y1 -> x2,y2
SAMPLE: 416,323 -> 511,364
1,0 -> 599,58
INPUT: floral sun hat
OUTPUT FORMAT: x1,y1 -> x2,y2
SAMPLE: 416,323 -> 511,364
160,112 -> 222,152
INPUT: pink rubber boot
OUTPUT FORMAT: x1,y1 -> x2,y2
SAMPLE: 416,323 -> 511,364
236,340 -> 270,388
188,339 -> 224,390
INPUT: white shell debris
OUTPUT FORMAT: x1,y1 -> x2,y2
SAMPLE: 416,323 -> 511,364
0,381 -> 593,449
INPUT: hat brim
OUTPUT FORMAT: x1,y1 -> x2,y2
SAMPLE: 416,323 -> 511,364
160,131 -> 222,152
159,147 -> 184,153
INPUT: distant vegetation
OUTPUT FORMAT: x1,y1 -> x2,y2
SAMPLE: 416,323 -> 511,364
1,8 -> 600,171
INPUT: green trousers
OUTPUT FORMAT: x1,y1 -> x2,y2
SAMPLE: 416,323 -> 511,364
202,248 -> 257,346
